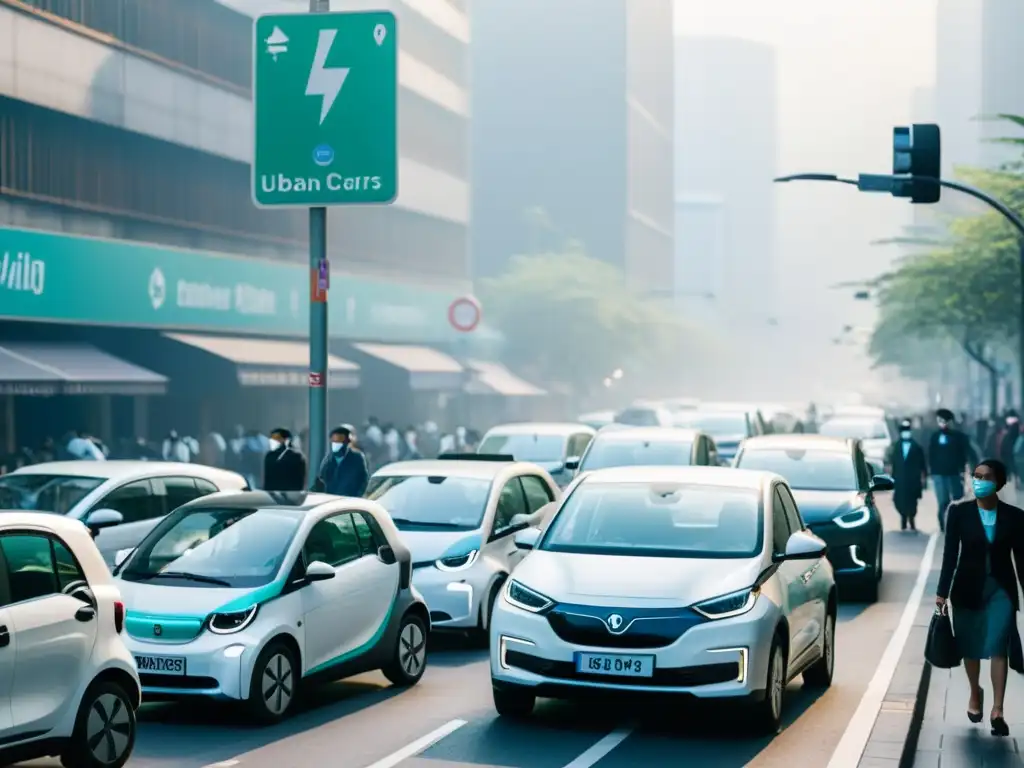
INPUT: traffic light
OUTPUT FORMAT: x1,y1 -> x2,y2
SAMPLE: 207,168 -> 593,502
891,124 -> 941,203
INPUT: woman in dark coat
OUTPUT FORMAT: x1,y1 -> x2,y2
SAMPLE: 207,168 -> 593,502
887,418 -> 927,531
936,459 -> 1024,736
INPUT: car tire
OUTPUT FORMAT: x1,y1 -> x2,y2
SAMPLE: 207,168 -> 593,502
803,612 -> 835,688
382,611 -> 428,687
875,536 -> 884,583
492,682 -> 536,718
246,641 -> 299,724
751,639 -> 786,734
60,680 -> 137,768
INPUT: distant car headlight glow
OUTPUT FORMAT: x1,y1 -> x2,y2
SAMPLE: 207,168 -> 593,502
834,506 -> 871,528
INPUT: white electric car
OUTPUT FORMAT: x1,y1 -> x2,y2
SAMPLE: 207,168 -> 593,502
113,491 -> 429,722
0,512 -> 140,768
489,466 -> 836,732
367,456 -> 560,638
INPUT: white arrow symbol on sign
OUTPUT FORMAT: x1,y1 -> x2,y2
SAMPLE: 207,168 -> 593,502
306,29 -> 349,125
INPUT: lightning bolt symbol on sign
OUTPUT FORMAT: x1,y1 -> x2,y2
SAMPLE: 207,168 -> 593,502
306,29 -> 349,125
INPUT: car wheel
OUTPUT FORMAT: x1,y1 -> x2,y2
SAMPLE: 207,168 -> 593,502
383,611 -> 428,686
60,680 -> 137,768
751,640 -> 785,734
246,641 -> 299,723
803,612 -> 835,688
492,682 -> 536,718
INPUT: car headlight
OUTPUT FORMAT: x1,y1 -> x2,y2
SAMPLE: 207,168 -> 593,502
207,605 -> 259,635
693,588 -> 758,620
436,549 -> 479,572
834,506 -> 871,529
503,579 -> 555,613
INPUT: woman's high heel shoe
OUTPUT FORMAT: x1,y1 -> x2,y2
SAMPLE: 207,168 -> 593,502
991,716 -> 1010,737
968,689 -> 984,723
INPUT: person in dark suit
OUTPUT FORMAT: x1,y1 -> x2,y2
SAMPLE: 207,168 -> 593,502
887,419 -> 927,531
936,459 -> 1024,737
313,425 -> 370,497
262,428 -> 307,491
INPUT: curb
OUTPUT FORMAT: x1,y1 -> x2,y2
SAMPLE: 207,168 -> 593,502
857,551 -> 942,768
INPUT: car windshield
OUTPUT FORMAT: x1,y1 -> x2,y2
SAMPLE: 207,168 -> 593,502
366,475 -> 490,530
673,412 -> 748,438
580,439 -> 693,471
820,419 -> 889,440
540,481 -> 763,558
0,474 -> 104,515
119,507 -> 303,588
477,433 -> 566,462
737,448 -> 858,491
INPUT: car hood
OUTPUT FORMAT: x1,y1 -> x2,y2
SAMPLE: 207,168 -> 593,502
512,551 -> 763,608
790,489 -> 864,524
116,579 -> 265,618
398,529 -> 483,563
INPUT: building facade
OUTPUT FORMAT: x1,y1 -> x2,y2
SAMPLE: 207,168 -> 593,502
470,0 -> 674,290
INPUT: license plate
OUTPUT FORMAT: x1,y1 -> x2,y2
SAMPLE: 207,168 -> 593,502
135,654 -> 186,675
575,652 -> 654,677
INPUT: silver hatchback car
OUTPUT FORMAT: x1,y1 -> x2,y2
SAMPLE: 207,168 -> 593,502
489,466 -> 836,733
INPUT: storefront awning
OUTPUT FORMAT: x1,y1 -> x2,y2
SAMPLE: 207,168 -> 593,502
164,333 -> 360,389
465,360 -> 547,397
0,343 -> 167,396
351,343 -> 464,391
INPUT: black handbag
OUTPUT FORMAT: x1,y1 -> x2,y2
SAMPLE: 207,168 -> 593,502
925,609 -> 962,668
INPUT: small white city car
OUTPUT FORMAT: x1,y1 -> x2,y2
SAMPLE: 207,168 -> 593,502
490,466 -> 836,733
114,491 -> 429,722
0,512 -> 141,768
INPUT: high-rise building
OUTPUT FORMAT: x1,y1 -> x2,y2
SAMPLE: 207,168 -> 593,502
979,0 -> 1024,167
674,36 -> 777,322
470,0 -> 674,290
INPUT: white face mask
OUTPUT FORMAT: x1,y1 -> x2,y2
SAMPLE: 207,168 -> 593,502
268,438 -> 282,452
331,442 -> 344,454
900,430 -> 912,440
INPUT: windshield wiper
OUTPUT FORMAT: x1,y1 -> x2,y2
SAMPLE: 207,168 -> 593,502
389,517 -> 466,529
136,571 -> 232,587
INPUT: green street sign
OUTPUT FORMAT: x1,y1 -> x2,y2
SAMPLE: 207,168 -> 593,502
252,10 -> 398,208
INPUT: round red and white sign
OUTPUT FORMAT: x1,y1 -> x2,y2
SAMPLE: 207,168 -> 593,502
448,295 -> 482,333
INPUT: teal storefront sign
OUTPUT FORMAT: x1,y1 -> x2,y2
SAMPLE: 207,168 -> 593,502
0,227 -> 466,343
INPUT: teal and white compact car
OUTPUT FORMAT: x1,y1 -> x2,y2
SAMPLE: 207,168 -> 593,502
112,491 -> 429,722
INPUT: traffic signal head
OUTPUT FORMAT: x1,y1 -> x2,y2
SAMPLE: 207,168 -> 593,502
892,124 -> 941,203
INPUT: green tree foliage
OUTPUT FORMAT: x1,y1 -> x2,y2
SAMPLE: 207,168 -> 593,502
480,246 -> 692,396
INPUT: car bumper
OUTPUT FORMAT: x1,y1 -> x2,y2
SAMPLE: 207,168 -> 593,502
808,521 -> 880,579
124,631 -> 265,701
489,593 -> 778,700
413,564 -> 492,629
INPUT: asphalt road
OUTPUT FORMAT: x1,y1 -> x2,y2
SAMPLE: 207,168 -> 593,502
19,490 -> 940,768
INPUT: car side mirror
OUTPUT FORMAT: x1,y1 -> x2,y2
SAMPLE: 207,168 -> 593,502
564,457 -> 580,471
773,530 -> 828,562
85,508 -> 123,537
305,560 -> 336,582
514,527 -> 542,550
377,545 -> 397,565
870,473 -> 895,492
113,548 -> 135,568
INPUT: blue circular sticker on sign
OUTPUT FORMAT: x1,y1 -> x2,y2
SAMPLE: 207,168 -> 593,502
313,144 -> 335,167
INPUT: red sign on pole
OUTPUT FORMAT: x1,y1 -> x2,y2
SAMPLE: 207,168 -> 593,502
448,295 -> 482,333
310,259 -> 329,303
308,372 -> 324,387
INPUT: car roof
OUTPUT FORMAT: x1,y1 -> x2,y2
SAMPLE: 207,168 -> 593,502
579,465 -> 770,489
371,459 -> 538,480
184,491 -> 340,512
591,427 -> 700,443
0,510 -> 92,534
8,461 -> 243,482
484,422 -> 595,436
742,434 -> 853,453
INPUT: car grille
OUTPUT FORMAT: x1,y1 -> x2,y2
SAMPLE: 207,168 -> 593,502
545,604 -> 706,649
505,649 -> 738,687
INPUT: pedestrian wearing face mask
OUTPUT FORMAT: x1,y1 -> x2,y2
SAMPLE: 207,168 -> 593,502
313,425 -> 369,497
936,459 -> 1024,737
263,428 -> 307,491
999,412 -> 1020,487
929,408 -> 974,532
887,418 -> 927,531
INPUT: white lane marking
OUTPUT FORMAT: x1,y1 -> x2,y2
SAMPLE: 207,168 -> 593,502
825,532 -> 938,768
362,718 -> 468,768
562,727 -> 634,768
203,761 -> 240,768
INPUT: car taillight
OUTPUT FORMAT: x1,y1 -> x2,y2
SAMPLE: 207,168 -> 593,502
113,601 -> 125,634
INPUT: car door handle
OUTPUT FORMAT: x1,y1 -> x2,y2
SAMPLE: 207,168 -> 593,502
74,606 -> 96,623
0,626 -> 8,647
